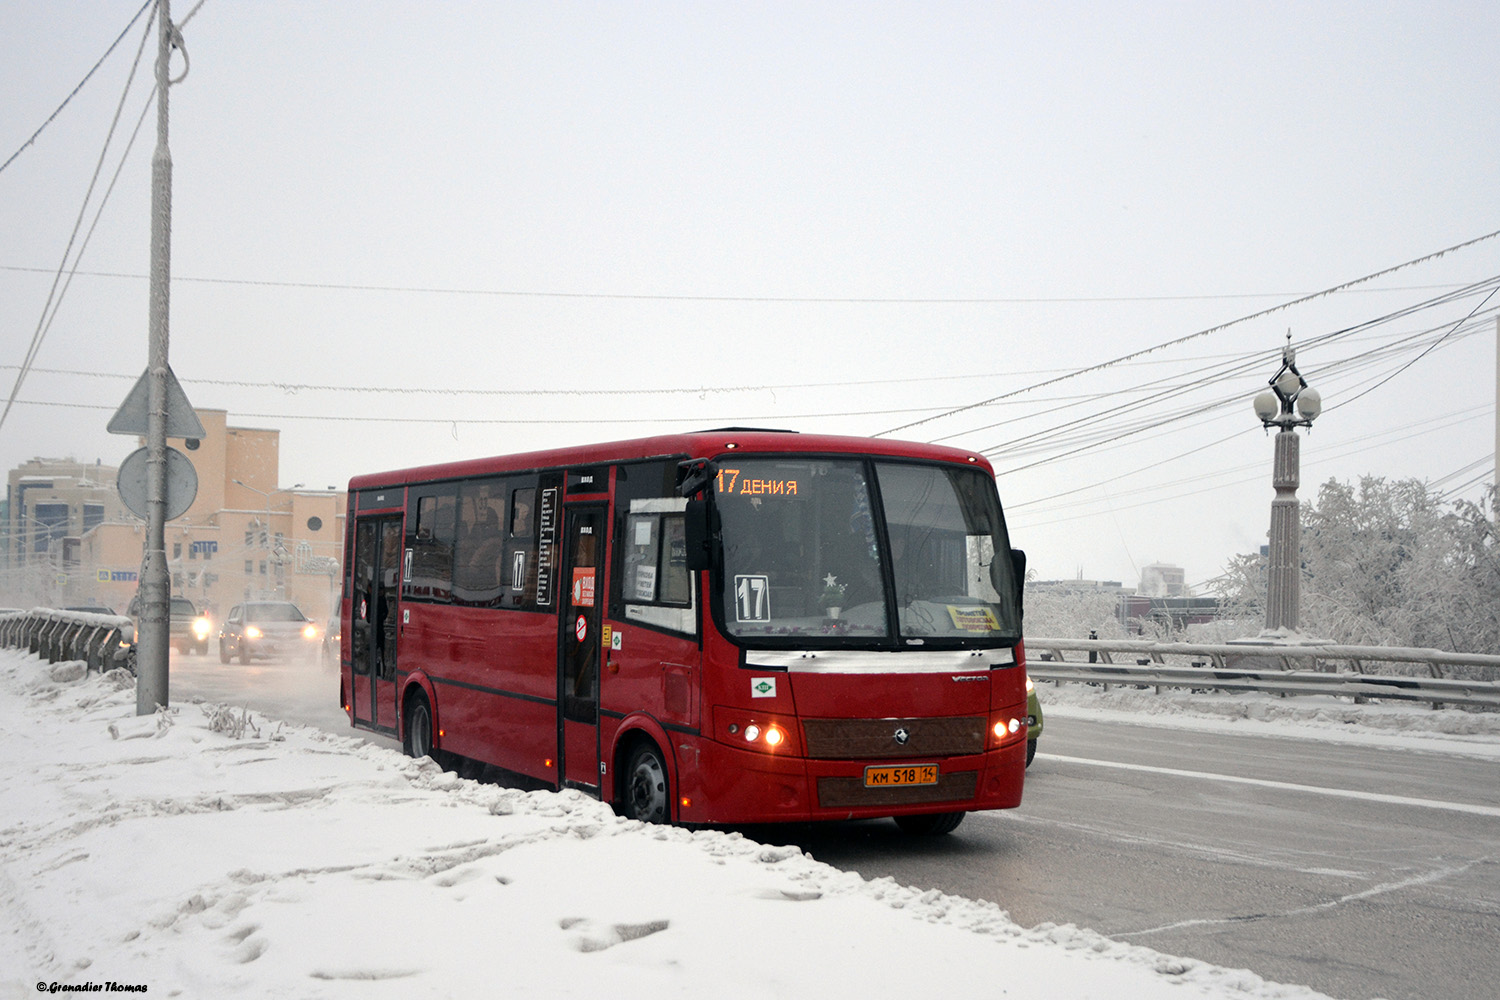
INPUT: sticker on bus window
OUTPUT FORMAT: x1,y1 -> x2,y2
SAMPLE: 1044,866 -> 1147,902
734,574 -> 770,622
947,606 -> 1000,632
634,565 -> 658,602
572,568 -> 596,607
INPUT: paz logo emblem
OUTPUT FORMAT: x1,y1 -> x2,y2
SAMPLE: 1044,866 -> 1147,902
893,727 -> 910,745
751,677 -> 777,698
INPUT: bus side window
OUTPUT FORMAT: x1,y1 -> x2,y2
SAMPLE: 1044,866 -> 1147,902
454,479 -> 506,607
408,491 -> 456,603
659,513 -> 691,604
504,484 -> 539,608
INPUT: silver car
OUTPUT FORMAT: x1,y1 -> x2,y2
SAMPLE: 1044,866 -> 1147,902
218,601 -> 319,663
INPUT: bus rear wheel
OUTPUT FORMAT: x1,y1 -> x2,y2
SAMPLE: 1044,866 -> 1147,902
893,811 -> 966,836
623,742 -> 669,824
404,693 -> 435,760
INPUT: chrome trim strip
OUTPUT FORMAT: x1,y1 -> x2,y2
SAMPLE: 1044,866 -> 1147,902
745,647 -> 1014,673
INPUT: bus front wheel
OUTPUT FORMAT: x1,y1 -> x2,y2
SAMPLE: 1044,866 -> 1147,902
893,811 -> 966,836
623,742 -> 670,824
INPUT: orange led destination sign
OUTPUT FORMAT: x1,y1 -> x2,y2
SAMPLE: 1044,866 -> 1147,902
715,468 -> 800,496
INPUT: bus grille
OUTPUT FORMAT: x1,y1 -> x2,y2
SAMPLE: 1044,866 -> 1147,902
801,716 -> 985,759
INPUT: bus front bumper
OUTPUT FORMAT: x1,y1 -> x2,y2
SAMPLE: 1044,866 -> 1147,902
675,735 -> 1026,826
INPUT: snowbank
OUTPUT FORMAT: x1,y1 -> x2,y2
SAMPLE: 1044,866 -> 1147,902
0,648 -> 1331,999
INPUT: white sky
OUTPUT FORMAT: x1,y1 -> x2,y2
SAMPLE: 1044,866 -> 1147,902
3,1 -> 1497,591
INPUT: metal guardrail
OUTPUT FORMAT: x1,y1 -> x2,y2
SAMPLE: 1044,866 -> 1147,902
0,608 -> 135,675
1025,637 -> 1500,709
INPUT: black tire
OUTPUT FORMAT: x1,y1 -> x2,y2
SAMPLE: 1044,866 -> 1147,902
623,742 -> 670,824
404,693 -> 435,760
239,641 -> 252,665
218,639 -> 230,664
893,811 -> 966,836
1026,738 -> 1037,768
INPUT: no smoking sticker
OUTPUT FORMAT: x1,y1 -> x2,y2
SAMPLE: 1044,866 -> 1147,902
575,615 -> 588,642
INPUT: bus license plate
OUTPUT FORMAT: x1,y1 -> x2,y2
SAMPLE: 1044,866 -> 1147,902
864,764 -> 938,788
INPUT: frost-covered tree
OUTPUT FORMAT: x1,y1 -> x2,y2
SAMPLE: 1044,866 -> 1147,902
1020,586 -> 1129,640
1213,477 -> 1500,653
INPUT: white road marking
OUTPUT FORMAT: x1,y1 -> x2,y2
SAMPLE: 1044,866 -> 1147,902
1041,753 -> 1500,818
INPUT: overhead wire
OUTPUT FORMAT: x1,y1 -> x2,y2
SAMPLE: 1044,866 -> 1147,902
876,232 -> 1500,438
1008,405 -> 1495,530
0,264 -> 1486,305
972,282 -> 1499,465
0,0 -> 154,176
0,8 -> 157,435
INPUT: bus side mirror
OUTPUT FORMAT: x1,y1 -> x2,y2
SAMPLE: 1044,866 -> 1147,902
1010,548 -> 1026,612
684,499 -> 713,572
676,458 -> 717,498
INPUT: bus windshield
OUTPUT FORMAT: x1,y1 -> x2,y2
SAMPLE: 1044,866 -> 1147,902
715,458 -> 1020,644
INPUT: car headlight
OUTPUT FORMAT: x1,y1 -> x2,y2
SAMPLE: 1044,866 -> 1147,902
192,617 -> 212,640
302,624 -> 318,641
245,625 -> 262,639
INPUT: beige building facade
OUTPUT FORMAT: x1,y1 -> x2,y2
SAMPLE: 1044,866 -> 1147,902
4,409 -> 346,626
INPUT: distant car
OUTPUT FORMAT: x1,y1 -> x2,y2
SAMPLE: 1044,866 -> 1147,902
1026,675 -> 1044,767
127,595 -> 212,655
65,605 -> 117,615
218,601 -> 319,663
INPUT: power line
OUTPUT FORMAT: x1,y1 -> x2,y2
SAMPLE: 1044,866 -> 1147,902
877,231 -> 1500,438
0,10 -> 157,435
970,286 -> 1498,465
0,263 -> 1489,305
0,0 -> 154,176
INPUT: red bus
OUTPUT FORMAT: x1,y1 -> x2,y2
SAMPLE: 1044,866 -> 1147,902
339,429 -> 1029,834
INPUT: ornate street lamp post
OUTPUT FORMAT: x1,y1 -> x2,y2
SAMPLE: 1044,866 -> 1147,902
1252,336 -> 1322,635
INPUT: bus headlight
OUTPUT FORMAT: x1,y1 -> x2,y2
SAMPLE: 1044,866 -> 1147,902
990,714 -> 1025,746
716,708 -> 799,755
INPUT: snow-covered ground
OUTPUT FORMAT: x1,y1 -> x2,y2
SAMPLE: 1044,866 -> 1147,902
12,646 -> 1477,1000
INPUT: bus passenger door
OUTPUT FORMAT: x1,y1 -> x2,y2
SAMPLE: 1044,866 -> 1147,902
351,514 -> 403,734
558,504 -> 605,792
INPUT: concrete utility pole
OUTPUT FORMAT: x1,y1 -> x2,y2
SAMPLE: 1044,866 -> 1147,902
136,0 -> 178,715
1252,335 -> 1322,635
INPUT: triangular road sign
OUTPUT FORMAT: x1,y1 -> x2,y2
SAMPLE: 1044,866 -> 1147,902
107,366 -> 207,439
